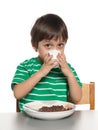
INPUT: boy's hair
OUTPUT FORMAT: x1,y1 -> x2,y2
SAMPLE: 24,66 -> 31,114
30,14 -> 68,48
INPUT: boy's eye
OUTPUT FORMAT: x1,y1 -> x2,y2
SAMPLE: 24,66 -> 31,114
44,44 -> 52,48
58,43 -> 64,47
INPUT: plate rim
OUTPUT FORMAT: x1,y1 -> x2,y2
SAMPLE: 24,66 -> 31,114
23,100 -> 75,113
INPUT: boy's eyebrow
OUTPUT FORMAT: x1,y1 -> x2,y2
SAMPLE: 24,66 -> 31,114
57,42 -> 66,45
44,39 -> 50,42
42,39 -> 65,44
58,42 -> 65,43
41,39 -> 50,43
42,40 -> 53,44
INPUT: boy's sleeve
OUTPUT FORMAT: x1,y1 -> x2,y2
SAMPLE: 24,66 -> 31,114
73,70 -> 82,88
11,62 -> 30,90
68,63 -> 82,88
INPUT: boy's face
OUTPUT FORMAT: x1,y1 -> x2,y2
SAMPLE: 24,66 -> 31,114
35,37 -> 66,62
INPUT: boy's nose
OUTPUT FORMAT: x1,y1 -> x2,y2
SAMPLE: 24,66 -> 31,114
52,46 -> 58,50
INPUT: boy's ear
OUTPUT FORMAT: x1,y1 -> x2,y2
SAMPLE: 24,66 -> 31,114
32,45 -> 38,52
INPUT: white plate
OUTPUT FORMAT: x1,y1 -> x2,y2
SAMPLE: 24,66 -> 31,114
23,101 -> 75,120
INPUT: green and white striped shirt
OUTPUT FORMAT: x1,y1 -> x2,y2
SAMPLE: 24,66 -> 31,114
11,57 -> 82,112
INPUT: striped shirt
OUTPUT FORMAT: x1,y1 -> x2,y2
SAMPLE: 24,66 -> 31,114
11,57 -> 82,112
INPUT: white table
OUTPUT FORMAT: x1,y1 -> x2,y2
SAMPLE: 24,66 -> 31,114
0,111 -> 98,130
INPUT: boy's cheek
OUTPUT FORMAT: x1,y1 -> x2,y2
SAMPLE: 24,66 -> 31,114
39,53 -> 48,62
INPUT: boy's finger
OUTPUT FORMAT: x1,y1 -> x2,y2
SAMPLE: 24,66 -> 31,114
44,53 -> 53,63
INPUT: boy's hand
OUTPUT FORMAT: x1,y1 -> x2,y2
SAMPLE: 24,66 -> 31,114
57,53 -> 73,77
39,54 -> 58,76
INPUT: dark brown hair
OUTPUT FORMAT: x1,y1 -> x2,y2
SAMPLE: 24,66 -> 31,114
30,14 -> 68,48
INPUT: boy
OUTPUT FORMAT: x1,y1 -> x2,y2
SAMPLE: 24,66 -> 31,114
11,14 -> 82,112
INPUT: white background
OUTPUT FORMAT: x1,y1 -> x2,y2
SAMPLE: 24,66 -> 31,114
0,0 -> 98,112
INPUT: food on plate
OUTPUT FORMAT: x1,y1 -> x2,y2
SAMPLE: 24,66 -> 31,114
39,104 -> 73,112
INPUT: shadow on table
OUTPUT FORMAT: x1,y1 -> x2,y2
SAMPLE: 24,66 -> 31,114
14,111 -> 82,130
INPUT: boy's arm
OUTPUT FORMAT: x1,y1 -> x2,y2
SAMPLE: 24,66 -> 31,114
57,53 -> 82,103
66,73 -> 82,103
13,70 -> 44,99
13,54 -> 57,99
